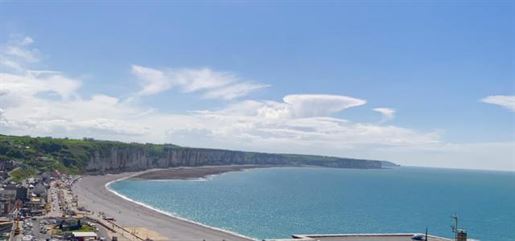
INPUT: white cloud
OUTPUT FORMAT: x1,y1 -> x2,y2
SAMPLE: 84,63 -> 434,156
481,95 -> 515,112
194,97 -> 437,148
131,65 -> 170,96
373,107 -> 395,122
1,35 -> 512,171
5,45 -> 39,63
0,71 -> 81,100
206,94 -> 366,120
0,35 -> 40,71
132,65 -> 268,100
0,63 -> 440,154
284,94 -> 366,118
202,82 -> 269,100
19,36 -> 34,46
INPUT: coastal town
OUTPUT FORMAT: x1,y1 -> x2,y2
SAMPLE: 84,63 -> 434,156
0,158 -> 159,241
0,0 -> 511,240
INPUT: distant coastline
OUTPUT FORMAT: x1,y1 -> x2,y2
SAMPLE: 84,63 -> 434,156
0,133 -> 393,181
132,164 -> 275,180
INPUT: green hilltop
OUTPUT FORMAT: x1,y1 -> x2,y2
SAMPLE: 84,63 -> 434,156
0,134 -> 178,180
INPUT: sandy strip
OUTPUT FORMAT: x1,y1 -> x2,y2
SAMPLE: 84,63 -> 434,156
133,165 -> 273,180
72,169 -> 254,241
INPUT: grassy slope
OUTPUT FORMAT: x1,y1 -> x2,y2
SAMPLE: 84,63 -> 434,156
0,134 -> 179,180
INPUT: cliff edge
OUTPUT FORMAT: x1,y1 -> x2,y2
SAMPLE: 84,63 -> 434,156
0,134 -> 396,179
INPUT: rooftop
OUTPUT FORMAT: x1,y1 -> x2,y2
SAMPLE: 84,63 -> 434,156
71,231 -> 98,237
267,233 -> 452,241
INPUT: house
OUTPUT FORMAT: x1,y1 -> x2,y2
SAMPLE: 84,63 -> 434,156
0,186 -> 17,216
15,187 -> 28,202
59,218 -> 82,231
0,160 -> 15,172
28,197 -> 45,216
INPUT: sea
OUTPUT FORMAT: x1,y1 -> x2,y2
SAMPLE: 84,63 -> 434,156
109,167 -> 515,241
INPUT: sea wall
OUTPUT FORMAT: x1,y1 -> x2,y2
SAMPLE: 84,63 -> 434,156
85,147 -> 386,173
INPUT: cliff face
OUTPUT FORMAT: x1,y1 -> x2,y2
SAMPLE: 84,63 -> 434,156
85,147 -> 384,173
0,134 -> 394,176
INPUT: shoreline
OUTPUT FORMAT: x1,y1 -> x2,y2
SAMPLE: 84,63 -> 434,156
105,171 -> 255,240
132,164 -> 274,180
72,166 -> 259,241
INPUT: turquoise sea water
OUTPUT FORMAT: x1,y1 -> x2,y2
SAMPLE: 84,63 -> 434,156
110,167 -> 515,241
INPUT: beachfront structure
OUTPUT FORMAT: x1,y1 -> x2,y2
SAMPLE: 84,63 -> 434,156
71,231 -> 98,241
266,233 -> 453,241
456,230 -> 467,241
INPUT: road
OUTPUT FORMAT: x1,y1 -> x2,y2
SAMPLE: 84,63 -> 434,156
31,217 -> 50,241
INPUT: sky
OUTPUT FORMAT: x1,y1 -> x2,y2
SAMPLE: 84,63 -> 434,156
0,1 -> 513,171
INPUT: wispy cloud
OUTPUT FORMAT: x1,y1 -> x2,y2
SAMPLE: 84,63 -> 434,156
481,95 -> 515,112
131,65 -> 268,100
204,94 -> 366,120
373,107 -> 395,122
202,82 -> 268,100
0,35 -> 40,71
0,37 -> 440,148
194,97 -> 438,148
4,35 -> 513,170
283,94 -> 366,118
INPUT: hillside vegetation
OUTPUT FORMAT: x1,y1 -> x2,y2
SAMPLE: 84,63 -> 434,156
0,134 -> 393,180
0,134 -> 177,176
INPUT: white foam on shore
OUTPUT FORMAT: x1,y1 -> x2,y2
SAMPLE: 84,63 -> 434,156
136,166 -> 256,183
145,177 -> 209,182
104,173 -> 256,241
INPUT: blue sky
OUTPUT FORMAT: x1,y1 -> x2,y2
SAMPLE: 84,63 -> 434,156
0,1 -> 513,170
